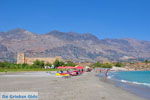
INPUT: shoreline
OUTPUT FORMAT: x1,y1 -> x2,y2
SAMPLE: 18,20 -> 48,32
98,73 -> 150,100
102,71 -> 150,100
0,71 -> 145,100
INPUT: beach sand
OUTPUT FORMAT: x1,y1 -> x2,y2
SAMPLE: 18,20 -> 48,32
0,71 -> 145,100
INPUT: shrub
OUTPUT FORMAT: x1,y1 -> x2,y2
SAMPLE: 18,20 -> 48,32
101,63 -> 112,68
0,62 -> 14,68
64,61 -> 76,67
91,62 -> 112,68
32,60 -> 45,68
144,60 -> 150,63
115,62 -> 124,67
45,62 -> 52,67
53,59 -> 65,68
92,62 -> 102,68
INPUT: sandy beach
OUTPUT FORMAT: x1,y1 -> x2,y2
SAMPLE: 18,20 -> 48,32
0,71 -> 145,100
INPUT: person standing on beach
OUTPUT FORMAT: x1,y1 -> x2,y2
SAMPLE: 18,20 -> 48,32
105,69 -> 110,77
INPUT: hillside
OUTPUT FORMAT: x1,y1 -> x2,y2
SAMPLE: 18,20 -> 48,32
0,28 -> 150,62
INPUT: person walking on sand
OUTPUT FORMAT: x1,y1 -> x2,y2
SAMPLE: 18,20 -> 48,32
105,69 -> 110,77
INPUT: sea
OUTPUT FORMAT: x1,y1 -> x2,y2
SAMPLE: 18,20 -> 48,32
99,71 -> 150,100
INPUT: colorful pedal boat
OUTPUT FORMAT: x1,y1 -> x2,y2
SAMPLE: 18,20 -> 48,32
56,73 -> 70,76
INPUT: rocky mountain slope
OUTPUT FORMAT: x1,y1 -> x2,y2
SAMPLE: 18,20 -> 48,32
0,28 -> 150,62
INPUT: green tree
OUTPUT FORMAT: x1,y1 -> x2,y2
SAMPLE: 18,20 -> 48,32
144,60 -> 150,63
0,62 -> 7,68
64,61 -> 76,67
101,63 -> 112,68
115,62 -> 124,67
53,59 -> 65,68
0,62 -> 14,68
91,62 -> 113,68
92,62 -> 102,68
32,60 -> 45,68
45,62 -> 52,67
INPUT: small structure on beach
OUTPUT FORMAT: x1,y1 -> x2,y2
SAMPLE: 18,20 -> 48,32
17,53 -> 62,64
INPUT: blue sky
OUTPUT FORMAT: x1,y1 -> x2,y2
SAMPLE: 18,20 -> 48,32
0,0 -> 150,40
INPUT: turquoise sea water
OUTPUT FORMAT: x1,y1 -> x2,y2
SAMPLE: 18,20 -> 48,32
107,71 -> 150,99
110,71 -> 150,87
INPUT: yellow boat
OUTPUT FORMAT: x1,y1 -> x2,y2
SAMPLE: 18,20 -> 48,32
56,73 -> 70,76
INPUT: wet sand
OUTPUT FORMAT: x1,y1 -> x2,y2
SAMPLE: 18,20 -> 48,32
0,71 -> 145,100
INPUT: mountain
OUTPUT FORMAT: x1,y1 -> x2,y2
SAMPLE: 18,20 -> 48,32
0,28 -> 150,62
47,30 -> 100,42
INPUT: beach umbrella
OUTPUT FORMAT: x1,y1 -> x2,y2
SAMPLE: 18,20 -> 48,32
57,66 -> 64,69
75,66 -> 84,69
66,66 -> 76,69
57,66 -> 75,69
